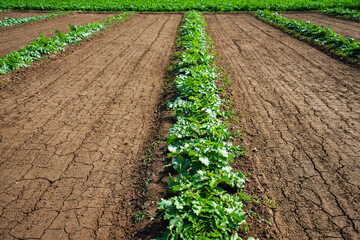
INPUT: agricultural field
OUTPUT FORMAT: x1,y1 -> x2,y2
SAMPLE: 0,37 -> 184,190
0,0 -> 359,12
0,11 -> 50,19
0,1 -> 359,240
0,12 -> 117,56
282,12 -> 360,40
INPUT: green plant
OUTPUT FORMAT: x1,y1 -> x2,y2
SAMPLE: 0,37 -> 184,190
324,7 -> 360,21
156,11 -> 254,240
0,0 -> 357,12
0,12 -> 65,27
134,206 -> 151,222
0,13 -> 129,74
265,197 -> 278,210
254,10 -> 360,60
262,218 -> 272,226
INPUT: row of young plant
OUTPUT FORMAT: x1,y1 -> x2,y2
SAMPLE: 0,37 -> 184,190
0,0 -> 358,12
254,10 -> 360,60
324,8 -> 360,21
0,13 -> 130,74
0,12 -> 65,28
156,11 -> 253,240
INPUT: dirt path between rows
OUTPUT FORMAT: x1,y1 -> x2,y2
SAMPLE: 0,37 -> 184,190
205,13 -> 360,240
0,12 -> 117,57
0,11 -> 51,20
0,13 -> 181,239
282,12 -> 360,41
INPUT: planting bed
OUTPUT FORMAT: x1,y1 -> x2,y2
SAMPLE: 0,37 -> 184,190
205,13 -> 360,239
0,13 -> 181,239
282,12 -> 360,40
0,9 -> 359,240
0,12 -> 117,56
0,11 -> 51,20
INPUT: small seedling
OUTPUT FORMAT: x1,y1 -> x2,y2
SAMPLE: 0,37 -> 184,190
266,197 -> 278,210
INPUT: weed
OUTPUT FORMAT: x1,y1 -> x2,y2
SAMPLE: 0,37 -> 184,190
266,197 -> 278,210
262,218 -> 272,226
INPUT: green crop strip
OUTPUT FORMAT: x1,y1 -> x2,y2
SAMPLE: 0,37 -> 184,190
324,8 -> 360,21
0,12 -> 65,28
0,13 -> 130,74
254,10 -> 360,61
156,11 -> 255,240
0,0 -> 358,12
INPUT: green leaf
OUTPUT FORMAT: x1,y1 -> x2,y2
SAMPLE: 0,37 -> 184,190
199,156 -> 210,166
158,198 -> 172,210
168,145 -> 178,153
231,233 -> 241,240
169,215 -> 183,231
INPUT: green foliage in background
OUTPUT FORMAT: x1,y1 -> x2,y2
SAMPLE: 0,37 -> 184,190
0,0 -> 359,12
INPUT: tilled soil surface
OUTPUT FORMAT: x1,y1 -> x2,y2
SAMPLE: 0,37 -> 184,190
0,12 -> 117,57
0,13 -> 181,240
0,11 -> 51,20
282,12 -> 360,41
205,13 -> 360,240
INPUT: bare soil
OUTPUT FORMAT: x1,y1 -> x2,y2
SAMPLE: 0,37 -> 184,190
282,12 -> 360,41
0,11 -> 52,20
0,13 -> 181,240
0,12 -> 118,57
205,13 -> 360,240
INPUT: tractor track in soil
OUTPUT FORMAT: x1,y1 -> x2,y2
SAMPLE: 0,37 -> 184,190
282,12 -> 360,41
0,12 -> 118,57
205,13 -> 360,240
0,13 -> 181,240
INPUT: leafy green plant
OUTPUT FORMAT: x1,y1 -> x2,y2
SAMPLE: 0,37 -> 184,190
0,12 -> 65,28
134,204 -> 152,222
255,10 -> 360,60
0,13 -> 129,74
156,11 -> 254,240
266,197 -> 278,210
324,7 -> 360,21
0,0 -> 357,12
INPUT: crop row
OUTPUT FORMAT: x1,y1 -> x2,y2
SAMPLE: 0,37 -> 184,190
324,7 -> 360,21
0,12 -> 64,28
157,11 -> 253,240
0,0 -> 358,12
255,10 -> 360,60
0,13 -> 130,74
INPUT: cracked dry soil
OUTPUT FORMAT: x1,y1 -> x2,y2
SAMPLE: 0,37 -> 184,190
0,11 -> 359,240
205,13 -> 360,240
0,14 -> 181,239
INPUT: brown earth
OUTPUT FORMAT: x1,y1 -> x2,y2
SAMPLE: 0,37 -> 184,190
282,12 -> 360,41
0,11 -> 51,20
0,13 -> 182,240
0,12 -> 118,57
205,13 -> 360,240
